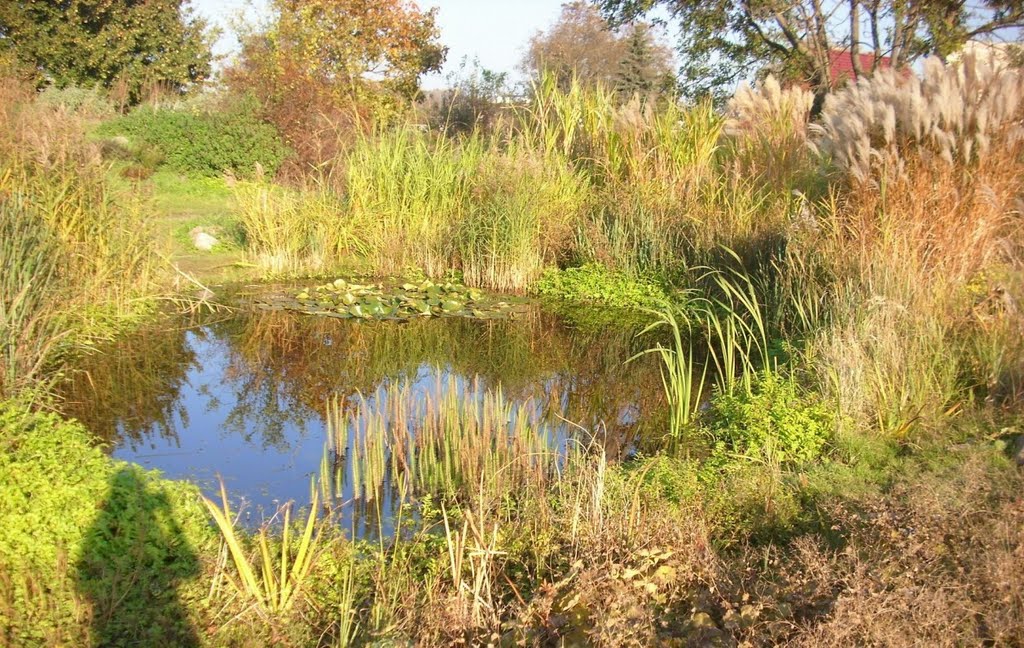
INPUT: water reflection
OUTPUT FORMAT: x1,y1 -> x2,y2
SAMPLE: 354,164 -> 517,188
60,303 -> 666,524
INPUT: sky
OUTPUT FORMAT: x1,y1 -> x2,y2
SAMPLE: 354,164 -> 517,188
191,0 -> 571,89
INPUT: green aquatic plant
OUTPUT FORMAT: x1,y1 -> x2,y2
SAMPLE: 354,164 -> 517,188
284,277 -> 522,321
324,376 -> 564,506
203,479 -> 322,618
634,301 -> 707,449
700,255 -> 773,397
537,264 -> 670,310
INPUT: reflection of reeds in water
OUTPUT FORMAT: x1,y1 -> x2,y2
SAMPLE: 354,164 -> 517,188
323,375 -> 565,507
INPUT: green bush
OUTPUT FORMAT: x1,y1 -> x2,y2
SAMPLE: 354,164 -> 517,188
37,85 -> 116,118
537,263 -> 670,310
0,402 -> 214,645
96,99 -> 289,177
704,372 -> 833,465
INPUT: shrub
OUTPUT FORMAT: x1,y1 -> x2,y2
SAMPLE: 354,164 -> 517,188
37,85 -> 116,118
705,372 -> 833,466
96,98 -> 289,177
0,402 -> 214,646
537,263 -> 669,310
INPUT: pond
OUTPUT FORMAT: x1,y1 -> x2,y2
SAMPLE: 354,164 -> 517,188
59,285 -> 668,534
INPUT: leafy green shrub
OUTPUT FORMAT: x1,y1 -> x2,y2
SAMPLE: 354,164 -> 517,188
37,85 -> 116,118
96,99 -> 289,177
628,455 -> 701,504
0,402 -> 214,645
704,372 -> 833,465
537,263 -> 669,310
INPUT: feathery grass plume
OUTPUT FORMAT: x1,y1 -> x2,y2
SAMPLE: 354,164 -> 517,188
724,75 -> 816,186
818,52 -> 1024,183
805,53 -> 1024,436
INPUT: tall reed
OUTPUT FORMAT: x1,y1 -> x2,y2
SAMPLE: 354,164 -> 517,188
699,259 -> 772,397
0,78 -> 159,397
0,193 -> 64,398
324,375 -> 567,507
232,170 -> 366,275
633,301 -> 707,449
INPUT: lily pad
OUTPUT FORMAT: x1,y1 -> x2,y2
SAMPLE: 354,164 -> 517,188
279,276 -> 525,322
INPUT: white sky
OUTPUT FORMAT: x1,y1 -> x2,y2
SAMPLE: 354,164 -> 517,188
191,0 -> 570,89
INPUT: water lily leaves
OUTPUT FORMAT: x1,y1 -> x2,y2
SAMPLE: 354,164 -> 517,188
409,299 -> 431,315
285,277 -> 523,322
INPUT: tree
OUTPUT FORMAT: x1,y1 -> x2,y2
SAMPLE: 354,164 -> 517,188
420,57 -> 514,134
598,0 -> 1024,104
227,0 -> 446,166
617,23 -> 677,97
0,0 -> 213,104
523,1 -> 674,96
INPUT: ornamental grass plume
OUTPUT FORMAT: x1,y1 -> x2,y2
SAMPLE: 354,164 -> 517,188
817,52 -> 1024,182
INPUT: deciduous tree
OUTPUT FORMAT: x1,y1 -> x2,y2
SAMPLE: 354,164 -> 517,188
598,0 -> 1024,103
0,0 -> 213,104
226,0 -> 446,166
523,1 -> 674,96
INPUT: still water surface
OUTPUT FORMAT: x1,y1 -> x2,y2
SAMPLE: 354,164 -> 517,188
60,293 -> 666,530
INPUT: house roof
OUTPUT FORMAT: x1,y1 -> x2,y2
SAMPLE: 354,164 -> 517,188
828,50 -> 895,82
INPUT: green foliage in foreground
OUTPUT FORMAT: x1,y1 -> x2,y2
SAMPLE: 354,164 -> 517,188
537,263 -> 671,310
96,101 -> 289,177
0,401 -> 215,646
704,371 -> 834,466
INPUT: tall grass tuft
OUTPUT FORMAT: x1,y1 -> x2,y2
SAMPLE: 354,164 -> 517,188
0,77 -> 159,397
0,193 -> 65,398
345,126 -> 589,291
346,127 -> 478,279
204,479 -> 322,618
807,54 -> 1024,436
237,72 -> 797,288
232,169 -> 366,275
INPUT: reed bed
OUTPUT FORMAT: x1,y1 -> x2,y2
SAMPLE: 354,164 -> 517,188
233,71 -> 796,286
0,78 -> 159,398
323,375 -> 567,508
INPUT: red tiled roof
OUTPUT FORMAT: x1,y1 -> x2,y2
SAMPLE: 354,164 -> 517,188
828,50 -> 895,82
